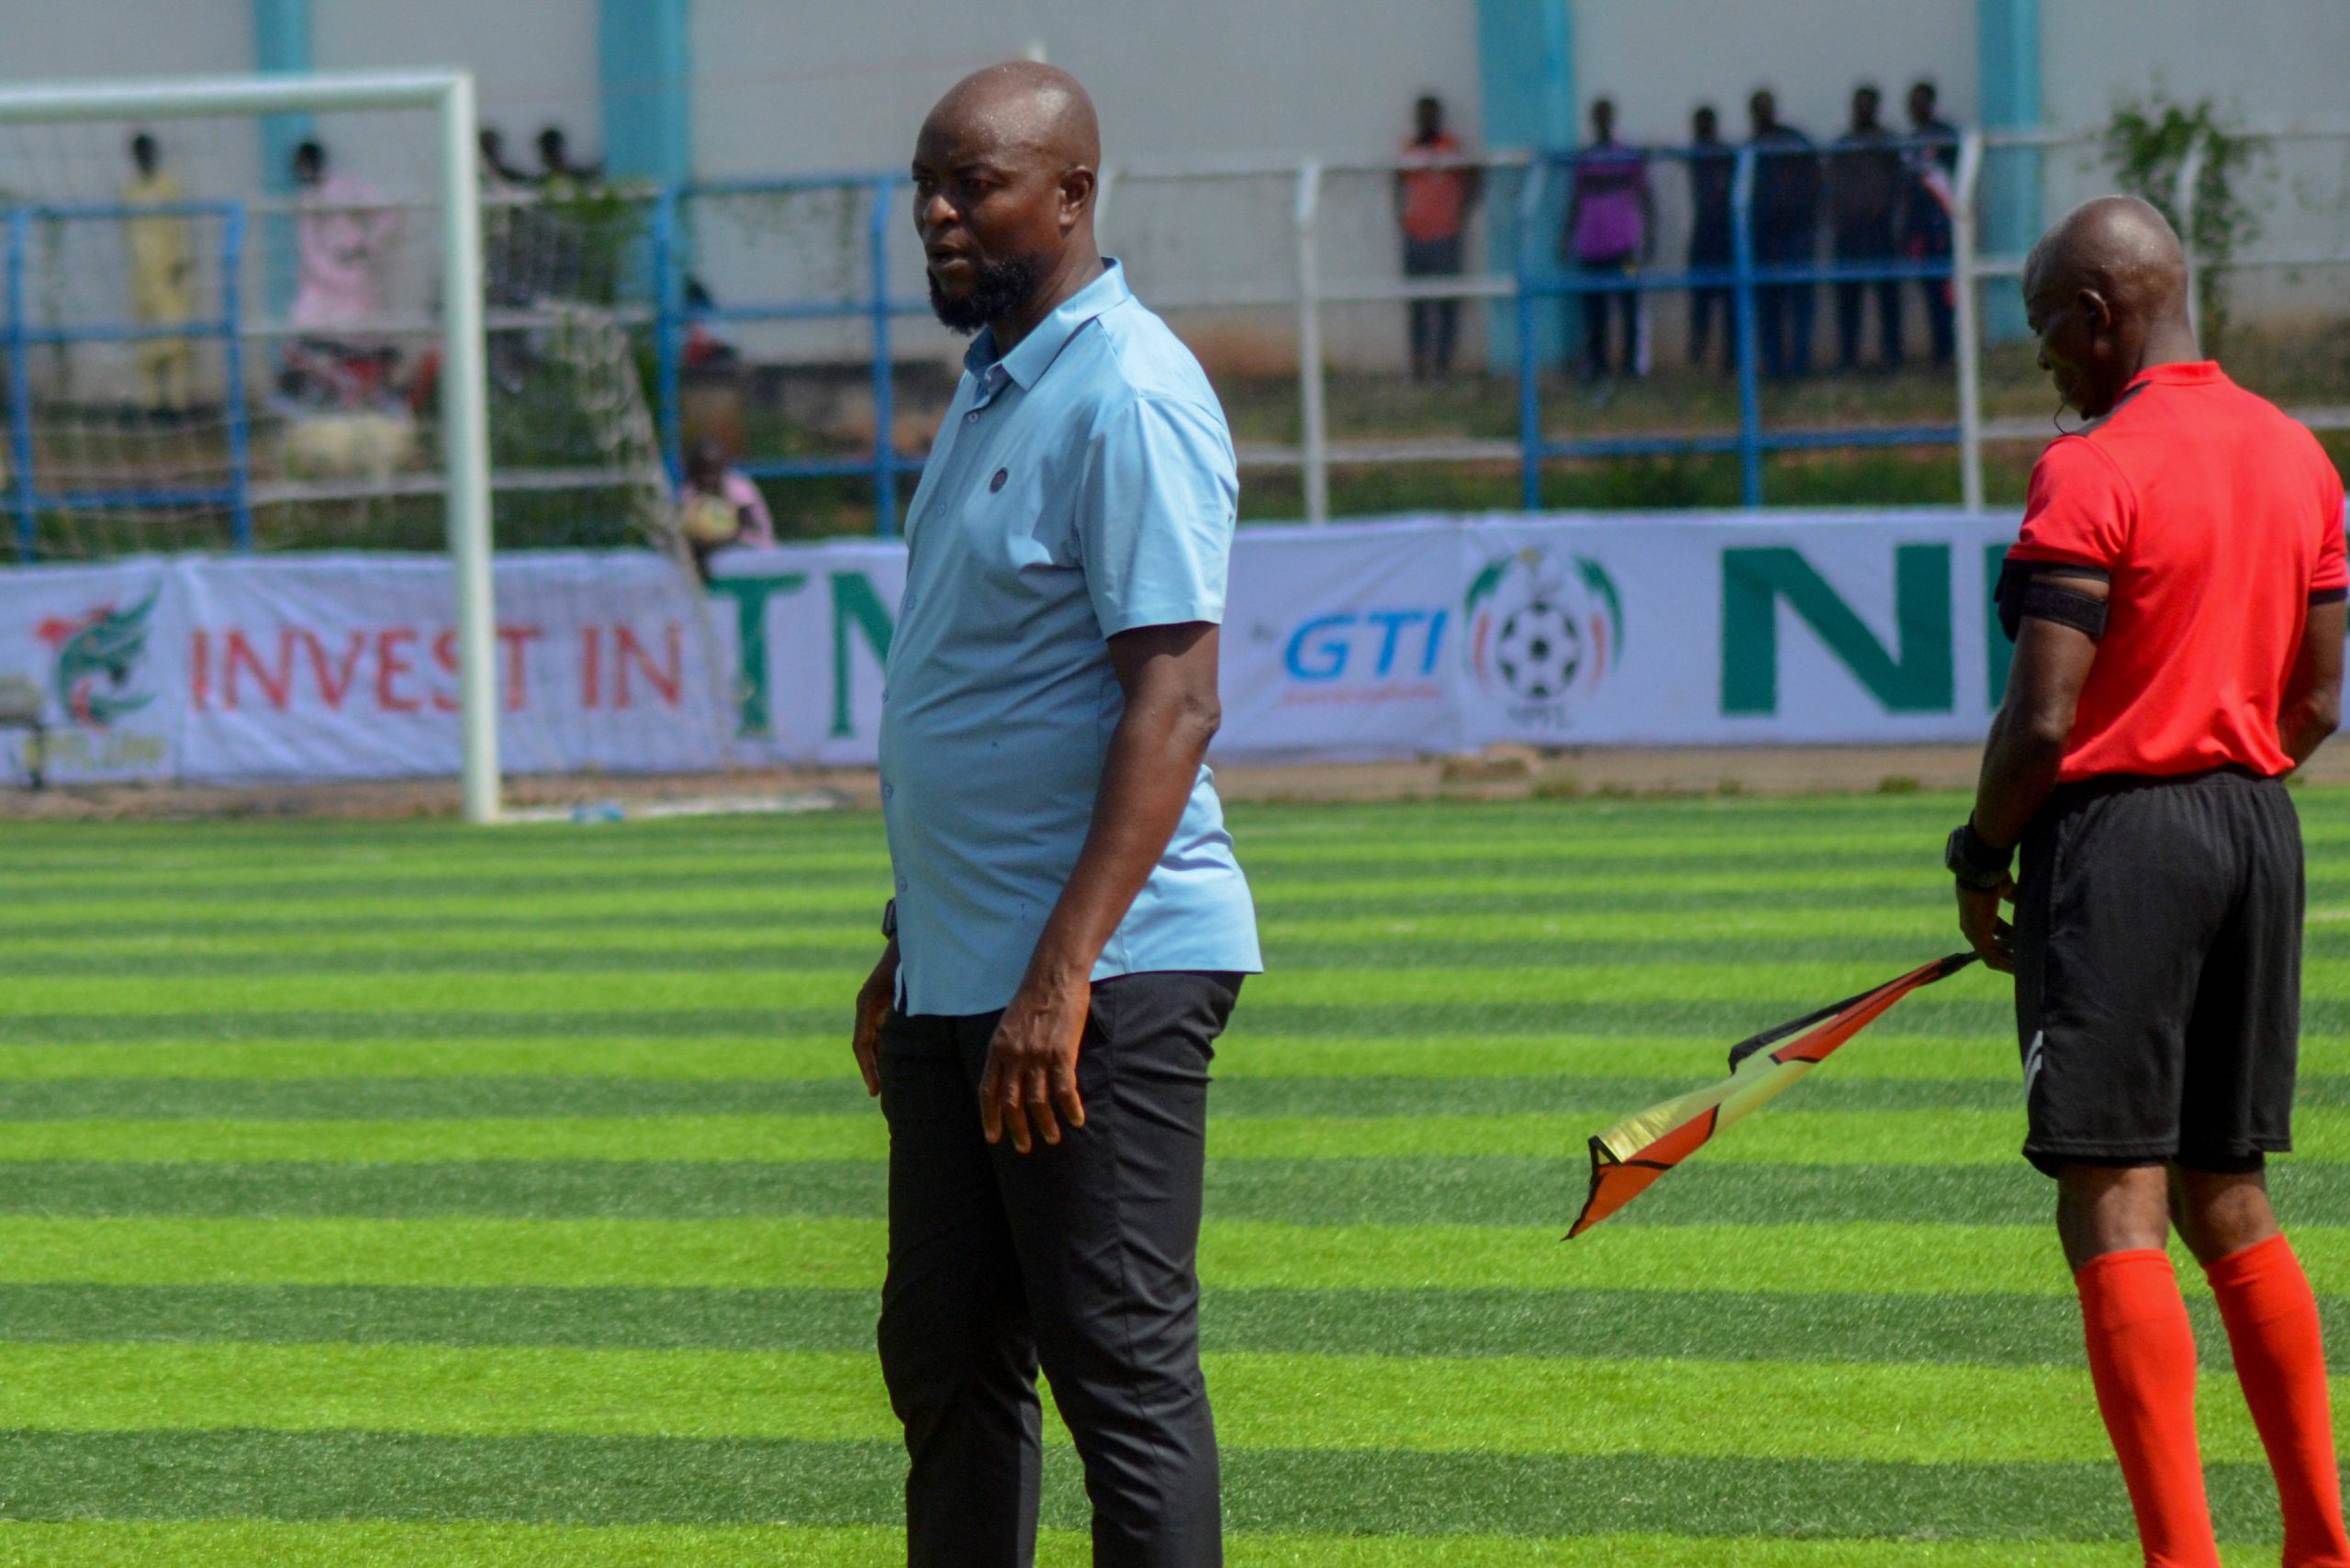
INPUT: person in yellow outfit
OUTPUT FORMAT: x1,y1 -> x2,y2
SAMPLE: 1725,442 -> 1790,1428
121,132 -> 194,413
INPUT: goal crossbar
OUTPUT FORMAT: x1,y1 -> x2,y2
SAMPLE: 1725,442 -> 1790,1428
0,69 -> 500,822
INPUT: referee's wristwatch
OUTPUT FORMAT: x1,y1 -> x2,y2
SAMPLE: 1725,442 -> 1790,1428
880,898 -> 898,940
1944,820 -> 2014,892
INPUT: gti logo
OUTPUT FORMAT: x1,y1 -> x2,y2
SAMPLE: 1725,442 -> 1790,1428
1283,609 -> 1449,682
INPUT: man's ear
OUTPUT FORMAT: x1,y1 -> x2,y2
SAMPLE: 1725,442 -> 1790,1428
2079,287 -> 2116,339
1059,166 -> 1096,232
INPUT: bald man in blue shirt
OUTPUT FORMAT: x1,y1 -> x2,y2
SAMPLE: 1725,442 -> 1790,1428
850,62 -> 1261,1568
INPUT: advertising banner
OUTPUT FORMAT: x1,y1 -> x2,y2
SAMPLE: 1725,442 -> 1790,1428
0,510 -> 2035,785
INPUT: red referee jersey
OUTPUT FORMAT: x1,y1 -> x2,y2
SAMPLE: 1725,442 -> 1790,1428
2009,360 -> 2348,781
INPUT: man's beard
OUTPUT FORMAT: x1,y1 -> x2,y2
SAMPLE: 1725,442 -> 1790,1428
928,252 -> 1052,335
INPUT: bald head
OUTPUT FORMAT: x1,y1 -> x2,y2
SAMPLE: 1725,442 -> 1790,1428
2022,196 -> 2201,418
2026,196 -> 2189,327
923,62 -> 1100,174
912,62 -> 1107,339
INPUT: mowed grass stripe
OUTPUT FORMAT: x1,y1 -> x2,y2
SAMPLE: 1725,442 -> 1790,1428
25,1033 -> 2350,1086
0,1523 -> 2289,1568
17,1157 -> 2350,1231
0,1214 -> 2313,1293
0,960 -> 2021,1015
0,935 -> 2009,977
37,930 -> 2350,976
0,1340 -> 2309,1465
0,1281 -> 2313,1370
0,1157 -> 2009,1225
0,902 -> 2035,949
0,999 -> 2047,1044
0,1070 -> 2194,1119
0,1428 -> 2290,1539
17,1107 -> 2350,1165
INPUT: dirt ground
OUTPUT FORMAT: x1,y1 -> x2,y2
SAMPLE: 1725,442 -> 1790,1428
15,743 -> 2350,823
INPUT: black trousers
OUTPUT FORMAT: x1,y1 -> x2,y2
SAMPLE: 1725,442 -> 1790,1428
1572,252 -> 1642,379
1834,222 -> 1902,370
1402,235 -> 1464,378
1687,243 -> 1731,370
1904,213 -> 1955,364
1753,228 -> 1815,381
878,969 -> 1245,1568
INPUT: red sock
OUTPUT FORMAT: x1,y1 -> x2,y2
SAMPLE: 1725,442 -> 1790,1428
2206,1233 -> 2350,1568
2076,1249 -> 2221,1568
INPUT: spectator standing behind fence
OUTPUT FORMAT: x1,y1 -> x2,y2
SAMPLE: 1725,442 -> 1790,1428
1828,84 -> 1906,372
121,132 -> 193,414
1686,105 -> 1735,371
1564,97 -> 1651,387
1747,89 -> 1819,382
1902,79 -> 1961,365
289,140 -> 396,337
1394,95 -> 1479,382
534,126 -> 601,192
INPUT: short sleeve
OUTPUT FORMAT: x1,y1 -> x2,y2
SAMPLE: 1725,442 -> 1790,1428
2313,460 -> 2347,598
2011,437 -> 2134,573
1074,395 -> 1238,637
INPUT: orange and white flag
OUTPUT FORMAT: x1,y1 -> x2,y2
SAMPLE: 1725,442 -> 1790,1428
1567,953 -> 1978,1238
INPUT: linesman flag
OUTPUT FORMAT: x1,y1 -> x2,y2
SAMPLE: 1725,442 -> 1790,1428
1568,953 -> 1978,1238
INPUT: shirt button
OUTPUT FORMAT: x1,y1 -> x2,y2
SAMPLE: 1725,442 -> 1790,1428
896,877 -> 908,893
965,411 -> 979,423
881,782 -> 894,801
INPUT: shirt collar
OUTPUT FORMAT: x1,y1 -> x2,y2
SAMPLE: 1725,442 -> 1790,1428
2127,360 -> 2224,391
962,258 -> 1131,392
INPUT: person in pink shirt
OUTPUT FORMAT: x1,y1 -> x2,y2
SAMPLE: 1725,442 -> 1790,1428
1563,98 -> 1651,385
289,140 -> 397,337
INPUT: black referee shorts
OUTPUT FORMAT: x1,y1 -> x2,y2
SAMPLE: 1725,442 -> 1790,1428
2014,765 -> 2305,1178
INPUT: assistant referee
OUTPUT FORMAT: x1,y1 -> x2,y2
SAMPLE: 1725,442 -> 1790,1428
1950,196 -> 2350,1565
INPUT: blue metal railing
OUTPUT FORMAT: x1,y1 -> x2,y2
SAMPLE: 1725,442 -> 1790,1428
4,198 -> 250,562
2,153 -> 1968,560
653,173 -> 927,536
1511,142 -> 1960,508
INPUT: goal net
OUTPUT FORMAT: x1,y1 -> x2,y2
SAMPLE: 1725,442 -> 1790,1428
0,72 -> 688,822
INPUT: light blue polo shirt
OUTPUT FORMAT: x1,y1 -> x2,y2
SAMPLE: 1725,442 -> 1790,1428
878,259 -> 1262,1017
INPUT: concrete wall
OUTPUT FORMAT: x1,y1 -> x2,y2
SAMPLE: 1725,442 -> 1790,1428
313,2 -> 602,159
688,0 -> 1479,177
2042,0 -> 2344,128
1575,0 -> 1976,146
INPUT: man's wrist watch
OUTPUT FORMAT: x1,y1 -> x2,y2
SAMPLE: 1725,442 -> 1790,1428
881,898 -> 898,940
1944,820 -> 2014,891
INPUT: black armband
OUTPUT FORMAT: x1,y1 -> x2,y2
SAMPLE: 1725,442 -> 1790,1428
2312,587 -> 2347,606
1995,559 -> 2110,643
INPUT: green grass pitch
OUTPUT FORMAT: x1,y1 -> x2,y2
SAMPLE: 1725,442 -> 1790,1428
5,789 -> 2348,1564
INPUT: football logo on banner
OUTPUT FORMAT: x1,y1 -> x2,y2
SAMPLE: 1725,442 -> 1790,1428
1464,547 -> 1621,723
36,590 -> 157,727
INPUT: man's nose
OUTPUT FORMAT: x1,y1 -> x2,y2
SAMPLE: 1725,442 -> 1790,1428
919,191 -> 957,233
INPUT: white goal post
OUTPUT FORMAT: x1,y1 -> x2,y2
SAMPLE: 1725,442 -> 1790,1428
0,69 -> 500,822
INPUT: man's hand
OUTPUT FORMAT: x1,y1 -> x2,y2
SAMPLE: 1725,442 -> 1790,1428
851,942 -> 898,1098
979,973 -> 1090,1154
1957,879 -> 2016,973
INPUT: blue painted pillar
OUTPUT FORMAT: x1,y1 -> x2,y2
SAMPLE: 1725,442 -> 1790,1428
1977,0 -> 2041,338
599,0 -> 693,186
1476,0 -> 1574,371
252,0 -> 311,311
